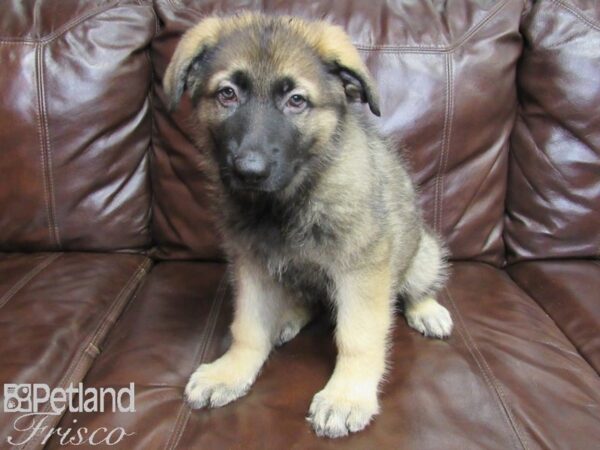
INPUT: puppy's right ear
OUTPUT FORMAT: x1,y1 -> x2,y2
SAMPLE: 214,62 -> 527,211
163,17 -> 223,111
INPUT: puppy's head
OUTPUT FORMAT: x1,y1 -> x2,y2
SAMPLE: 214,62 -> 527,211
164,13 -> 380,196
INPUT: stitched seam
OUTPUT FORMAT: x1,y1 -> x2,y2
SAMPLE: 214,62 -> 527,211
164,271 -> 228,450
0,2 -> 119,44
443,56 -> 455,233
145,4 -> 158,239
35,44 -> 55,247
20,257 -> 151,450
0,41 -> 36,45
0,2 -> 159,45
0,253 -> 62,310
166,273 -> 227,450
354,0 -> 510,53
167,0 -> 195,14
38,43 -> 61,247
445,288 -> 529,450
434,54 -> 453,234
133,0 -> 160,36
549,0 -> 600,32
88,342 -> 101,356
84,259 -> 152,354
433,55 -> 446,232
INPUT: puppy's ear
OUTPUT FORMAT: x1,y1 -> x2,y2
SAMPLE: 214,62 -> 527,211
163,17 -> 223,111
308,22 -> 381,117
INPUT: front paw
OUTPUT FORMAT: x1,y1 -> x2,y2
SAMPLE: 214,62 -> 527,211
185,362 -> 254,409
307,388 -> 379,438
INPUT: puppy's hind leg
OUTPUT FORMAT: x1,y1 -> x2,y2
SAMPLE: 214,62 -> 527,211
400,231 -> 453,339
275,300 -> 314,346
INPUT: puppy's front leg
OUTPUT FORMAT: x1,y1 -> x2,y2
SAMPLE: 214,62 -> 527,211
308,262 -> 393,438
185,257 -> 284,409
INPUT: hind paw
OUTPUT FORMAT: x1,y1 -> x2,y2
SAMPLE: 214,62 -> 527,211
405,297 -> 453,339
275,303 -> 313,346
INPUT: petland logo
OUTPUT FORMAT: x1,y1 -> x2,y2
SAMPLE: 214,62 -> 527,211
3,383 -> 136,446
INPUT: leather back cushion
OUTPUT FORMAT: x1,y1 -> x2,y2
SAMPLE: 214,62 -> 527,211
151,0 -> 525,265
0,0 -> 156,251
505,0 -> 600,262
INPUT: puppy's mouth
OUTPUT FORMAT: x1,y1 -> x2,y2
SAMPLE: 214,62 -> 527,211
220,160 -> 304,198
230,178 -> 265,191
224,173 -> 276,194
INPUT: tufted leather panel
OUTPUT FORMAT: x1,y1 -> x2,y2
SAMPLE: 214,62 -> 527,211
0,0 -> 156,252
150,0 -> 525,265
505,0 -> 600,262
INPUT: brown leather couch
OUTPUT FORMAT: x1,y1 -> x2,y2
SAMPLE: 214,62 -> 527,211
1,1 -> 599,449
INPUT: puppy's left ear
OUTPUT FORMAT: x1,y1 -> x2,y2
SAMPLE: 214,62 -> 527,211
163,17 -> 223,111
308,22 -> 381,117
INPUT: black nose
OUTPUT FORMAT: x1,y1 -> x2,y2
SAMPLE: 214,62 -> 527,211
232,153 -> 270,184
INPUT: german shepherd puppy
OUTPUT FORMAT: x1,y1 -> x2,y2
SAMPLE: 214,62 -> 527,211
164,12 -> 452,438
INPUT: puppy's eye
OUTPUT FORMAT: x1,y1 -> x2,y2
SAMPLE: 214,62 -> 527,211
286,94 -> 307,111
217,87 -> 238,106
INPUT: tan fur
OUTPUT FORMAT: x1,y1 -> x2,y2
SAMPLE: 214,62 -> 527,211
163,16 -> 223,102
308,260 -> 393,436
185,255 -> 307,408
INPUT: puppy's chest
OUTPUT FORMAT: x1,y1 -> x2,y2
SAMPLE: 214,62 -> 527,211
251,219 -> 337,303
230,198 -> 341,301
255,227 -> 336,303
242,203 -> 340,257
271,259 -> 333,303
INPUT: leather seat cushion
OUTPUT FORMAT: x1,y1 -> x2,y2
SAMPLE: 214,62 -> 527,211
46,261 -> 600,449
0,252 -> 150,447
508,260 -> 600,374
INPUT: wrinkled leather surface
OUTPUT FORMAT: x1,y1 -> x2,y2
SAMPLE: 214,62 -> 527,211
0,252 -> 150,448
46,262 -> 600,449
505,0 -> 600,262
151,0 -> 524,265
508,260 -> 600,374
0,0 -> 156,252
